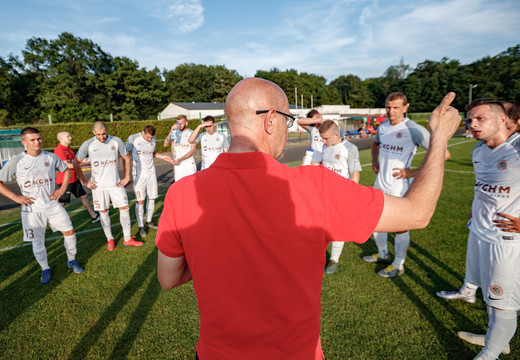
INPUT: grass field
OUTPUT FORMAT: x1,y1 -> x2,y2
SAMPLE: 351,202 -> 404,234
0,135 -> 517,359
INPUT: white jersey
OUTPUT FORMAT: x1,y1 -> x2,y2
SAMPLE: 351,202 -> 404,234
126,133 -> 156,178
469,133 -> 520,245
312,140 -> 361,179
199,132 -> 228,169
374,118 -> 429,196
0,151 -> 68,212
77,135 -> 128,190
172,129 -> 195,161
307,126 -> 324,154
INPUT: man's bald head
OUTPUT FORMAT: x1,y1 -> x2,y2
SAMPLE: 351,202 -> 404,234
57,131 -> 72,146
92,121 -> 108,143
93,121 -> 107,131
224,78 -> 290,159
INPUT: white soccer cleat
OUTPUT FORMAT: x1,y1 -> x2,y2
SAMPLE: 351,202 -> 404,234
457,331 -> 510,355
436,290 -> 476,304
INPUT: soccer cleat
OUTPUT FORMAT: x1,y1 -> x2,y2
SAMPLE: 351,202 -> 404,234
107,239 -> 115,251
436,290 -> 476,304
123,237 -> 144,247
40,268 -> 51,284
139,227 -> 147,237
91,213 -> 101,223
457,331 -> 510,355
378,264 -> 405,278
362,253 -> 391,264
325,260 -> 338,275
67,260 -> 84,274
145,221 -> 158,230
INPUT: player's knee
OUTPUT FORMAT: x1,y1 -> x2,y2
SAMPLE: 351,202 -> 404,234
62,229 -> 75,236
137,201 -> 144,205
119,206 -> 129,210
100,209 -> 109,213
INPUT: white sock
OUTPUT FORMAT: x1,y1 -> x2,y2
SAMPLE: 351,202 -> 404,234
461,282 -> 478,295
392,232 -> 410,269
146,199 -> 155,223
330,242 -> 345,262
63,234 -> 77,261
478,308 -> 517,359
99,211 -> 113,240
373,232 -> 389,259
32,239 -> 49,270
135,203 -> 144,228
119,208 -> 132,241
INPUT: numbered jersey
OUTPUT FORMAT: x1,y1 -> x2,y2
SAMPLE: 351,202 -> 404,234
126,133 -> 157,178
0,151 -> 68,212
199,132 -> 228,169
77,135 -> 128,189
312,140 -> 361,179
374,118 -> 429,196
172,129 -> 195,161
469,133 -> 520,245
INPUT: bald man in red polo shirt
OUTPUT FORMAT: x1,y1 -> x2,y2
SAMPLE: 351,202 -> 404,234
156,78 -> 461,360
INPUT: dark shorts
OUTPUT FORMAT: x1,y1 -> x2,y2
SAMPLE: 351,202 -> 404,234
58,181 -> 87,204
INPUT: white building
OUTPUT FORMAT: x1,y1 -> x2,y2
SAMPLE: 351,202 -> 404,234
160,102 -> 226,121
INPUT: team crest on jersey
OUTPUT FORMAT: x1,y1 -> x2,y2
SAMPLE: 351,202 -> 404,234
335,154 -> 341,160
497,159 -> 508,170
111,146 -> 116,151
490,285 -> 504,296
396,131 -> 403,139
44,161 -> 50,167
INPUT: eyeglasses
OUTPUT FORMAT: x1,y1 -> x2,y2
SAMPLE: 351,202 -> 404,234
256,110 -> 295,128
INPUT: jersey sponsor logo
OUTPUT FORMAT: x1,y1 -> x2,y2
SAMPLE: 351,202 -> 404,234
475,181 -> 510,194
380,143 -> 404,153
203,146 -> 223,152
24,177 -> 52,188
502,235 -> 514,240
137,150 -> 154,156
497,159 -> 508,170
490,284 -> 504,297
93,159 -> 117,168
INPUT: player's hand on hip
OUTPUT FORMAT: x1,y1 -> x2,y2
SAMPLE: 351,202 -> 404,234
117,177 -> 130,187
16,195 -> 35,206
428,92 -> 460,141
392,167 -> 411,179
49,189 -> 64,200
372,161 -> 379,174
87,179 -> 97,189
493,212 -> 520,233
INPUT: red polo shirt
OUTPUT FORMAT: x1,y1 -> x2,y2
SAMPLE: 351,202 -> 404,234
54,143 -> 78,185
156,152 -> 384,360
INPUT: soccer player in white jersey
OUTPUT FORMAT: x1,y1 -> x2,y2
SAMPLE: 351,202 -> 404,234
0,127 -> 83,284
298,109 -> 324,165
363,92 -> 450,278
311,120 -> 361,274
436,100 -> 520,358
75,121 -> 142,250
170,115 -> 197,181
127,125 -> 174,237
188,116 -> 229,170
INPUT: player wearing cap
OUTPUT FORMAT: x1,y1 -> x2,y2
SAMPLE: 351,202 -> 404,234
75,121 -> 142,250
127,125 -> 174,237
188,116 -> 229,170
0,127 -> 83,284
312,120 -> 361,274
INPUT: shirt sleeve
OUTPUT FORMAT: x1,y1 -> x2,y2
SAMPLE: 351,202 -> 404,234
407,120 -> 430,150
344,142 -> 362,173
115,137 -> 128,157
49,152 -> 68,172
0,154 -> 22,182
156,185 -> 184,258
126,135 -> 134,153
312,148 -> 322,163
76,139 -> 92,160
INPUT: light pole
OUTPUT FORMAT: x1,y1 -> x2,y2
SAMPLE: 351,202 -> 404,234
469,84 -> 478,104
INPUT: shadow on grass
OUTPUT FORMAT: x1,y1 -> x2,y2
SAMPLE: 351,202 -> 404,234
68,249 -> 158,359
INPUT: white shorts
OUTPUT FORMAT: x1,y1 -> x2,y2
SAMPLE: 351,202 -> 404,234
174,158 -> 196,181
465,230 -> 520,310
22,202 -> 73,242
92,187 -> 129,211
133,173 -> 158,201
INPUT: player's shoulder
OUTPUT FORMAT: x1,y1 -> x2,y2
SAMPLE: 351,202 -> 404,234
506,132 -> 520,154
127,133 -> 139,144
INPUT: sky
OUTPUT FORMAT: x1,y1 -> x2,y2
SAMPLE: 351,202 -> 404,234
1,0 -> 519,81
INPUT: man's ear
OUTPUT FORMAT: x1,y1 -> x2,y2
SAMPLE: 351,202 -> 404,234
263,109 -> 276,135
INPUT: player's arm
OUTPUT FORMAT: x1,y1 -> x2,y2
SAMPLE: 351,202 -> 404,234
154,152 -> 175,164
117,154 -> 131,187
164,123 -> 180,148
0,181 -> 35,206
157,250 -> 193,289
375,92 -> 460,233
188,124 -> 204,144
493,212 -> 520,233
50,169 -> 70,200
371,141 -> 380,174
350,171 -> 360,184
173,143 -> 196,166
297,118 -> 323,130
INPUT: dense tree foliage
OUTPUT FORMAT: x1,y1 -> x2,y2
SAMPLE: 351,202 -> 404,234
0,32 -> 518,125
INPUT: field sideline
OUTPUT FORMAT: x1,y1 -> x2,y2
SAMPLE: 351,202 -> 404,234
0,136 -> 517,359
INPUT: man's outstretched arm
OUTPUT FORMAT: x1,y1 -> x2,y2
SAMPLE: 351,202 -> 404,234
375,92 -> 461,233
